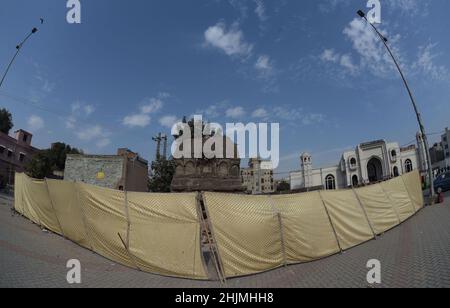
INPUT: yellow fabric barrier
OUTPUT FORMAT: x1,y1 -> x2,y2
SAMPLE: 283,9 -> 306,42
354,184 -> 399,234
320,190 -> 374,250
14,172 -> 24,215
380,176 -> 416,222
401,170 -> 424,212
272,192 -> 340,262
14,170 -> 424,280
127,192 -> 207,279
203,192 -> 283,278
13,173 -> 207,280
22,174 -> 62,234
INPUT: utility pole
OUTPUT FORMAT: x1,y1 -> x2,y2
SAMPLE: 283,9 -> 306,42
357,10 -> 435,203
161,134 -> 168,160
152,133 -> 162,161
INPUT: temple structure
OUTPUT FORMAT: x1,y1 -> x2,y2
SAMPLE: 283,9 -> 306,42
170,119 -> 243,192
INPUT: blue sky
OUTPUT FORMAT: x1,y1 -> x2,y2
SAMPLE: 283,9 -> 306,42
1,0 -> 449,176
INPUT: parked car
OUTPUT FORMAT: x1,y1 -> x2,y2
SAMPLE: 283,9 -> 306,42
434,172 -> 450,192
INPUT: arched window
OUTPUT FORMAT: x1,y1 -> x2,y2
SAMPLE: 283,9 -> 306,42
404,159 -> 413,173
350,157 -> 357,168
393,166 -> 399,177
325,174 -> 336,190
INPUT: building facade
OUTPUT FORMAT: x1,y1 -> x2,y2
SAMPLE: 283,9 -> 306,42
64,148 -> 149,192
0,130 -> 39,186
290,138 -> 424,191
431,127 -> 450,175
241,158 -> 275,194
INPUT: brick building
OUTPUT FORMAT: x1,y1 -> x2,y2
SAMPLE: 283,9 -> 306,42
64,148 -> 149,192
0,130 -> 39,186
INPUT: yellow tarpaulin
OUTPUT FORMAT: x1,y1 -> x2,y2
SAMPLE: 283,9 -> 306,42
127,192 -> 207,279
13,170 -> 424,280
320,190 -> 374,250
354,184 -> 399,234
46,179 -> 90,249
272,192 -> 340,262
203,192 -> 283,278
380,176 -> 416,222
401,170 -> 424,212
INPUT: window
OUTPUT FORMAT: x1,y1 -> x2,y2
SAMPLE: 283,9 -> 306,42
325,174 -> 336,190
391,150 -> 397,158
7,150 -> 13,158
19,153 -> 25,162
446,145 -> 449,150
350,157 -> 357,167
404,159 -> 413,173
23,134 -> 28,142
0,146 -> 5,155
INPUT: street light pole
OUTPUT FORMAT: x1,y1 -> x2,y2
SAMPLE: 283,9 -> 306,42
357,10 -> 435,203
0,27 -> 38,89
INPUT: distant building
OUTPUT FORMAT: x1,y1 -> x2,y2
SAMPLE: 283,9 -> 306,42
442,128 -> 450,164
241,158 -> 275,194
430,142 -> 445,164
64,148 -> 149,192
431,127 -> 450,175
290,138 -> 425,191
0,130 -> 39,185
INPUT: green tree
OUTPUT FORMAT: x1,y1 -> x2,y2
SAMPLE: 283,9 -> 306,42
0,108 -> 13,134
148,158 -> 176,192
26,152 -> 52,179
277,180 -> 291,193
25,142 -> 82,179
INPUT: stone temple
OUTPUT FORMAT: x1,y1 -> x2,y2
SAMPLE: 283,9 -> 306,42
170,119 -> 243,193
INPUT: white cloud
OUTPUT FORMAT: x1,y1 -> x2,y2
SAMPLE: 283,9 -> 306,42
343,18 -> 402,78
339,54 -> 358,74
255,55 -> 273,75
123,96 -> 164,128
204,22 -> 253,58
320,49 -> 340,63
76,125 -> 109,142
28,115 -> 44,131
66,116 -> 77,129
123,114 -> 151,128
66,101 -> 96,128
412,44 -> 450,81
141,98 -> 163,114
226,106 -> 246,119
273,106 -> 326,125
84,105 -> 95,116
96,138 -> 111,148
159,115 -> 179,128
254,0 -> 267,21
252,108 -> 269,119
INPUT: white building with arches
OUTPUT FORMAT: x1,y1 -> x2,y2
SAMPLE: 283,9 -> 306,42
290,137 -> 425,191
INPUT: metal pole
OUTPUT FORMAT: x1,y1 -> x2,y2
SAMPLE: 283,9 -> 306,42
0,28 -> 38,89
358,12 -> 435,202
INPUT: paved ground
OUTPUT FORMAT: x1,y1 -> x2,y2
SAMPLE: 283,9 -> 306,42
1,192 -> 450,288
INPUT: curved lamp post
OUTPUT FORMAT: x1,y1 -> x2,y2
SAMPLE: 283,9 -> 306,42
357,10 -> 435,203
0,27 -> 39,88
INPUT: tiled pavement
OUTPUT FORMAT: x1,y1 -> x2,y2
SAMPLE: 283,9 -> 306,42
1,193 -> 450,288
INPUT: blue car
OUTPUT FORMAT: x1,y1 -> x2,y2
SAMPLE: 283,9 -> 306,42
434,172 -> 450,192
